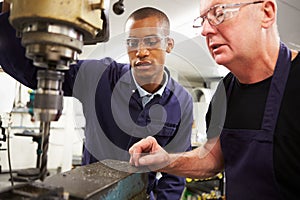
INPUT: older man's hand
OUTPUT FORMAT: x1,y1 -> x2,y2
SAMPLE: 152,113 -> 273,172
129,136 -> 171,172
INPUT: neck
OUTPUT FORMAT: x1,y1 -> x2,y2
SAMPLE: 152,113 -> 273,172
136,73 -> 165,93
141,83 -> 162,93
230,42 -> 280,84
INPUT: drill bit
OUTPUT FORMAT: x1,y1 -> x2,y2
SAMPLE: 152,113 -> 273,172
39,121 -> 51,181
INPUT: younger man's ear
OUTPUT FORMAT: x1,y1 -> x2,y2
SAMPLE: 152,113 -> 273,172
166,38 -> 174,53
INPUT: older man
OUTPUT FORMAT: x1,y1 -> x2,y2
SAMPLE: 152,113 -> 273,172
129,0 -> 300,199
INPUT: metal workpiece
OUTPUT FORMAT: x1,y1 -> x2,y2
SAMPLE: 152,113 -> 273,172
44,160 -> 149,200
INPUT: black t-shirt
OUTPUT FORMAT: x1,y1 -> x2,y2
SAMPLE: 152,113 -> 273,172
207,52 -> 300,199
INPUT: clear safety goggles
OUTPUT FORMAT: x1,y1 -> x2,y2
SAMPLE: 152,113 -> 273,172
193,1 -> 264,28
126,35 -> 169,51
125,27 -> 170,52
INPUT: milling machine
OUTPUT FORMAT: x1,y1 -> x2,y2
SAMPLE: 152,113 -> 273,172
6,0 -> 111,181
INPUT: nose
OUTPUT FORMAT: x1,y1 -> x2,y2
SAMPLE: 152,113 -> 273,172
135,44 -> 150,58
201,19 -> 216,37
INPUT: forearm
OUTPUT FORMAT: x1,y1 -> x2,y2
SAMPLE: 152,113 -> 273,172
129,136 -> 223,179
161,138 -> 224,179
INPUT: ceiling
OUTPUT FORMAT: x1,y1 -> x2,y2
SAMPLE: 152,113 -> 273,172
80,0 -> 300,88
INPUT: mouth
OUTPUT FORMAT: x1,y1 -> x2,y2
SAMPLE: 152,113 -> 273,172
210,43 -> 222,51
134,61 -> 152,68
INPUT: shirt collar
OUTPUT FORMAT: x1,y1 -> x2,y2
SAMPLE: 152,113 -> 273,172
131,69 -> 169,98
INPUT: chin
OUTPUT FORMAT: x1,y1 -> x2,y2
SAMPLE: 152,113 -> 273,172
214,54 -> 230,65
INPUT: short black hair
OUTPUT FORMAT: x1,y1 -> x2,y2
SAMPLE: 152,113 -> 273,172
126,7 -> 170,34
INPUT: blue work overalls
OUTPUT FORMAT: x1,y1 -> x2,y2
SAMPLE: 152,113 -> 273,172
220,43 -> 291,199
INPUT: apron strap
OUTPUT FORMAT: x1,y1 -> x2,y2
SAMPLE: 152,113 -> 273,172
261,42 -> 292,132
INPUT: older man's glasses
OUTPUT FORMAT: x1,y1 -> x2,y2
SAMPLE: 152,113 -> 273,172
193,1 -> 264,28
126,35 -> 168,51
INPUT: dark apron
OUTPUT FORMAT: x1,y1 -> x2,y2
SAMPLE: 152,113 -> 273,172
220,43 -> 291,200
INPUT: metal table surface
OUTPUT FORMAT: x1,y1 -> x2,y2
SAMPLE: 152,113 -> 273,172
44,159 -> 149,200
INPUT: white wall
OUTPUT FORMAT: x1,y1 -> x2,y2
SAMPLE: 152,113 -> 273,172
0,80 -> 84,173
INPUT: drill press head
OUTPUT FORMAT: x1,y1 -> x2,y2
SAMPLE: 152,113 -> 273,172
6,0 -> 110,122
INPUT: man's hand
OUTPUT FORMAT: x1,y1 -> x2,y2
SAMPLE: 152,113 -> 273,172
129,136 -> 171,172
1,0 -> 10,13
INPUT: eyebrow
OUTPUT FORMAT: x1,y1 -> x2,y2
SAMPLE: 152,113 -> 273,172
200,5 -> 213,17
200,1 -> 222,16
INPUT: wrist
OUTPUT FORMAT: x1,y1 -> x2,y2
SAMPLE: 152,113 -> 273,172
161,153 -> 184,173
